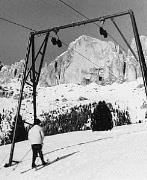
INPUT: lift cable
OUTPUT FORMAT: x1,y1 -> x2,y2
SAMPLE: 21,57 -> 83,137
0,16 -> 125,83
56,0 -> 127,53
0,15 -> 108,69
0,10 -> 129,73
6,9 -> 147,168
0,16 -> 35,32
59,39 -> 103,68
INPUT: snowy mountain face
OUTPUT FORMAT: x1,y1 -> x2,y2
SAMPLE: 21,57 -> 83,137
0,59 -> 25,84
1,35 -> 147,87
125,35 -> 147,82
40,35 -> 127,86
39,35 -> 147,86
0,35 -> 147,135
1,36 -> 147,179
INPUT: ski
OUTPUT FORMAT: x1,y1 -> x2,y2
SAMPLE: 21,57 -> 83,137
35,157 -> 60,171
21,157 -> 60,174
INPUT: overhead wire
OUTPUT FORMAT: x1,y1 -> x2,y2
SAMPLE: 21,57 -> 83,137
40,0 -> 125,75
0,2 -> 140,77
0,16 -> 35,32
0,8 -> 116,74
60,40 -> 100,67
56,0 -> 127,53
52,35 -> 117,77
0,14 -> 100,67
0,6 -> 123,167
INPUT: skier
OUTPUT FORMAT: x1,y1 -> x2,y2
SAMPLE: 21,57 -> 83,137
28,118 -> 47,168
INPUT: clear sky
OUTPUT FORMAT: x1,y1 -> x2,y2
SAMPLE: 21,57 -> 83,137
0,0 -> 147,65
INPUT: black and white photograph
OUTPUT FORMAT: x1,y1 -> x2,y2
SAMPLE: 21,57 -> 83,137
0,0 -> 147,179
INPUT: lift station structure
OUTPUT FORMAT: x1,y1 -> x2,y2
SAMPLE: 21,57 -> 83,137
5,9 -> 147,167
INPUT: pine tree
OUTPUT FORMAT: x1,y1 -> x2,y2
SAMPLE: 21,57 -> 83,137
91,101 -> 113,131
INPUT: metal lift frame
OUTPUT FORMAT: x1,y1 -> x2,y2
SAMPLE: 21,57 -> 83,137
5,9 -> 147,167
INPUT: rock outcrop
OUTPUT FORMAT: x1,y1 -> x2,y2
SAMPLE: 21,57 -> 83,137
40,35 -> 126,86
125,35 -> 147,81
0,59 -> 25,84
1,35 -> 147,87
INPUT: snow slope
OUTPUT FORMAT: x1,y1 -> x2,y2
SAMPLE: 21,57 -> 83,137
1,122 -> 147,180
1,77 -> 146,124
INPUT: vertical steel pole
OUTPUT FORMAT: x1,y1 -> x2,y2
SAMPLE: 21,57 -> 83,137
31,34 -> 37,124
6,35 -> 32,167
111,18 -> 138,62
129,10 -> 147,98
36,33 -> 49,84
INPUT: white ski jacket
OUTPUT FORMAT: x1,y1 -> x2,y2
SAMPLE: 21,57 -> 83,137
28,125 -> 44,145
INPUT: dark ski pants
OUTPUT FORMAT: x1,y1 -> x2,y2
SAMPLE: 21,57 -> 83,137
31,144 -> 45,166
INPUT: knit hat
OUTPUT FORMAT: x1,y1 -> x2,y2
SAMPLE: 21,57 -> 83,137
34,118 -> 41,125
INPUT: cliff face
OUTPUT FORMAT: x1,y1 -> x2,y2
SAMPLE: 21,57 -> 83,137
0,59 -> 25,84
1,35 -> 147,87
125,35 -> 147,81
40,35 -> 126,86
0,59 -> 25,98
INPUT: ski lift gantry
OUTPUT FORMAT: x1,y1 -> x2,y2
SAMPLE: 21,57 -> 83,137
6,9 -> 147,167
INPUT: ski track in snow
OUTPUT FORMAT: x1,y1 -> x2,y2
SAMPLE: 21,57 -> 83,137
1,123 -> 147,180
0,77 -> 147,179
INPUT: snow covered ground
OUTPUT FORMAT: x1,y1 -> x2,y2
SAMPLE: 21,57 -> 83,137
1,77 -> 147,124
1,77 -> 147,179
1,122 -> 147,180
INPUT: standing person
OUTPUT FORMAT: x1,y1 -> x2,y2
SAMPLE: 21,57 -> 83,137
9,114 -> 27,143
28,118 -> 47,168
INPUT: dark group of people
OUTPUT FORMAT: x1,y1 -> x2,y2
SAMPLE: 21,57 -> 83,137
9,114 -> 27,143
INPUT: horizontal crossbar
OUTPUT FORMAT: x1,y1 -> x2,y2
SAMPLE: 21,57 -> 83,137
33,10 -> 131,36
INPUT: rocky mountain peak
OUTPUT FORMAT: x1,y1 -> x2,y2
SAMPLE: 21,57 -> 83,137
125,35 -> 147,82
40,35 -> 126,86
0,59 -> 25,84
1,35 -> 146,87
